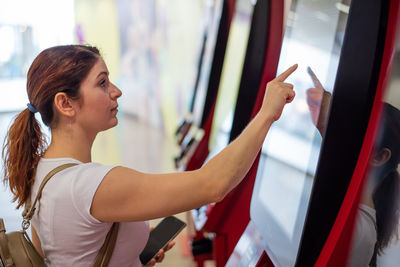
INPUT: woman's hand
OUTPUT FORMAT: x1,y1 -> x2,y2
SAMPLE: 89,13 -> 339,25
144,241 -> 175,266
144,226 -> 176,266
261,64 -> 298,121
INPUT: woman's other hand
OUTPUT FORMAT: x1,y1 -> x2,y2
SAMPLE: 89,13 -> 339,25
144,226 -> 176,266
145,241 -> 175,266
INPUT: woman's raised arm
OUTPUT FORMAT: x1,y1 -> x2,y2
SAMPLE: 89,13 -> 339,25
91,64 -> 298,222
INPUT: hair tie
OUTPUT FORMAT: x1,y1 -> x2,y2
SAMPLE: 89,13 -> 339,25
27,103 -> 38,113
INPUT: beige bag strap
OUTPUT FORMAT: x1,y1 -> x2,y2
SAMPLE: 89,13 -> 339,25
22,163 -> 78,223
0,218 -> 13,267
92,222 -> 120,267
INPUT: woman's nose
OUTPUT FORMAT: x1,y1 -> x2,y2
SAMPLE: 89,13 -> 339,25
110,83 -> 122,99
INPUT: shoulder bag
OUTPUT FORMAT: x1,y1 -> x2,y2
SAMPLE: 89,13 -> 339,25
0,163 -> 119,267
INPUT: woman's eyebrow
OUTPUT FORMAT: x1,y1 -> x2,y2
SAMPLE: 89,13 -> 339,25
96,71 -> 109,78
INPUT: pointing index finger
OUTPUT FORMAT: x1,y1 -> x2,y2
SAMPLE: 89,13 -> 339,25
275,64 -> 298,82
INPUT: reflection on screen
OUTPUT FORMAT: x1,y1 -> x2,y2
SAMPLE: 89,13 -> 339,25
250,0 -> 351,266
208,0 -> 255,155
347,35 -> 400,267
192,0 -> 224,126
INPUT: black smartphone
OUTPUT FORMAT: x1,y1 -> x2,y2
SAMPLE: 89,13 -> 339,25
140,216 -> 186,265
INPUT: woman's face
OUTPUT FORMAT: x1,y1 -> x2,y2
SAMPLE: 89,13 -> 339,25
75,57 -> 122,135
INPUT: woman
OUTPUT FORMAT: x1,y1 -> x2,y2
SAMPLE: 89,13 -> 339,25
2,45 -> 297,266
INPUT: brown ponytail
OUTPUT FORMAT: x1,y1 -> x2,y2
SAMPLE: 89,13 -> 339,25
1,45 -> 100,208
373,169 -> 400,253
371,103 -> 400,253
2,109 -> 47,208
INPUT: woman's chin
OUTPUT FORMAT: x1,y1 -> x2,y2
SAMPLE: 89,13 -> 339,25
109,119 -> 118,129
101,119 -> 119,132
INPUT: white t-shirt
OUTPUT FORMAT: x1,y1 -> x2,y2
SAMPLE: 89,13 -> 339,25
31,158 -> 149,267
347,204 -> 377,267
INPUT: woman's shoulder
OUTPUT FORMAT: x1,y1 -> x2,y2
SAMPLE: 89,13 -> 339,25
37,157 -> 82,170
347,205 -> 377,267
35,158 -> 117,190
358,204 -> 377,230
34,158 -> 118,224
37,157 -> 114,173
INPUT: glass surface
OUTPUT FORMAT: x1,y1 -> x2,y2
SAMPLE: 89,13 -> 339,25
347,30 -> 400,267
250,0 -> 351,266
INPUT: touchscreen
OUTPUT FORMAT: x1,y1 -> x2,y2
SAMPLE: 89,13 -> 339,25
250,0 -> 351,266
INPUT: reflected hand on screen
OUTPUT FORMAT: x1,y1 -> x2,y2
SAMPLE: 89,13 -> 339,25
306,66 -> 324,124
306,67 -> 331,136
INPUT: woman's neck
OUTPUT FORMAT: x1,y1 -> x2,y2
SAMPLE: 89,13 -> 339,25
43,127 -> 95,163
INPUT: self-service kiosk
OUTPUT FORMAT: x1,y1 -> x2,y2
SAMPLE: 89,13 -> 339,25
227,0 -> 400,266
188,0 -> 287,266
174,0 -> 236,171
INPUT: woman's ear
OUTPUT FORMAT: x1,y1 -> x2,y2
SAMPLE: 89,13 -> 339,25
54,92 -> 76,117
371,148 -> 392,167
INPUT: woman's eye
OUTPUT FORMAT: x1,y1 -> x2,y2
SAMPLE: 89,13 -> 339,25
100,79 -> 107,88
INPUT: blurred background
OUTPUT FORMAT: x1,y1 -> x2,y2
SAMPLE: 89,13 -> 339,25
0,0 -> 206,133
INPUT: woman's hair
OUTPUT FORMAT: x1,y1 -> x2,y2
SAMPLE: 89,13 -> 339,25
2,45 -> 100,208
372,103 -> 400,253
